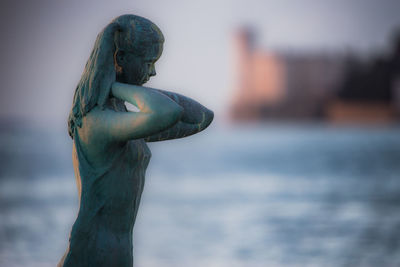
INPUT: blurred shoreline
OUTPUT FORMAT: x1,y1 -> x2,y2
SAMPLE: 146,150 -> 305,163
229,28 -> 400,125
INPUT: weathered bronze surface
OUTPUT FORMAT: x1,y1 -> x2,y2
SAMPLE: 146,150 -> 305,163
58,14 -> 213,267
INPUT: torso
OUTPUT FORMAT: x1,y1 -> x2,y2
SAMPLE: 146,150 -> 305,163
61,118 -> 151,267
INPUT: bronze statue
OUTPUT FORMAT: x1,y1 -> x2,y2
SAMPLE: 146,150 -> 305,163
58,14 -> 213,267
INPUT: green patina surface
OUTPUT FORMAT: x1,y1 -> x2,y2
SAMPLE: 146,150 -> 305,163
58,14 -> 213,267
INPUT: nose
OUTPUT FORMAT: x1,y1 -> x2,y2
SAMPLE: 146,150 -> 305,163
149,65 -> 156,77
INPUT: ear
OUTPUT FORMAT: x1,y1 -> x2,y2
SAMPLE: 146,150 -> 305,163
115,49 -> 126,67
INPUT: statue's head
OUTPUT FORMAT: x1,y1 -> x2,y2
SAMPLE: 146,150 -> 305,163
68,14 -> 164,138
113,15 -> 164,85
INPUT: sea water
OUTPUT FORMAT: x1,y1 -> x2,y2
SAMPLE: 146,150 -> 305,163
1,124 -> 400,267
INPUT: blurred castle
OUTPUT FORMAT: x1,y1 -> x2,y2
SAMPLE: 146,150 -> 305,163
230,28 -> 400,123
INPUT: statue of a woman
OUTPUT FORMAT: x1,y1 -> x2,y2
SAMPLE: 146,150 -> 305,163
58,14 -> 213,267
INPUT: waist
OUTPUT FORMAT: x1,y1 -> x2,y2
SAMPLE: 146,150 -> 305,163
67,227 -> 133,266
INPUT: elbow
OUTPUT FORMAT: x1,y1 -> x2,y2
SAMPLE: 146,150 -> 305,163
200,108 -> 214,131
207,109 -> 214,123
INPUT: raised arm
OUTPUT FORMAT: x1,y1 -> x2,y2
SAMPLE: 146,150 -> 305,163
143,88 -> 214,142
87,82 -> 183,143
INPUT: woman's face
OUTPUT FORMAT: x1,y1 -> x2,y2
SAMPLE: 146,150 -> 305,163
116,42 -> 163,85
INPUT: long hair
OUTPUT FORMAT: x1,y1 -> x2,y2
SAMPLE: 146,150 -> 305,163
68,14 -> 164,138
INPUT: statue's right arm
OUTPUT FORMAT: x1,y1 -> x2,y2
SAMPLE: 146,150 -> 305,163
88,82 -> 183,142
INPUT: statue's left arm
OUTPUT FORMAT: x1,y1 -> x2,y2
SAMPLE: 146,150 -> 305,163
144,89 -> 214,142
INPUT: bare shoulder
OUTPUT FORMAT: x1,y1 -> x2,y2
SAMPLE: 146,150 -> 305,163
78,106 -> 126,148
75,107 -> 128,168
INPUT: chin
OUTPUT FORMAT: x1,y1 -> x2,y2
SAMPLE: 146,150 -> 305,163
141,78 -> 150,85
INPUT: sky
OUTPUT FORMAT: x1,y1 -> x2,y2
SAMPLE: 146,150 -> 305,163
1,0 -> 400,128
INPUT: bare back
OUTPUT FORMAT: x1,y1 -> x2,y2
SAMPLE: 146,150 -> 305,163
60,123 -> 151,266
